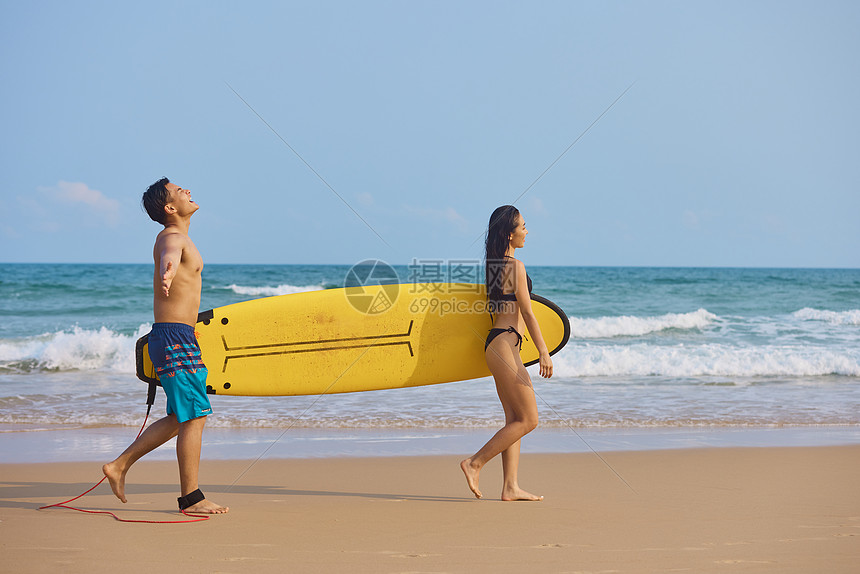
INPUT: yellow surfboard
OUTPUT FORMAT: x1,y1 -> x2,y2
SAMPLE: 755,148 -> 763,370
135,283 -> 570,396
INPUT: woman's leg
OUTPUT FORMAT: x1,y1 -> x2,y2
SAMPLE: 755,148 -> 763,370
461,335 -> 540,499
498,360 -> 542,500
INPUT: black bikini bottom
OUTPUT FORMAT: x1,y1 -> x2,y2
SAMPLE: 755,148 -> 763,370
485,326 -> 523,351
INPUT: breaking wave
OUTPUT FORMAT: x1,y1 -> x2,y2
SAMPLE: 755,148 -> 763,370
793,308 -> 860,326
0,325 -> 148,373
551,343 -> 860,377
569,309 -> 717,338
222,283 -> 324,297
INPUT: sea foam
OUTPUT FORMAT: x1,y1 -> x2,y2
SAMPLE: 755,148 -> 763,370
224,283 -> 324,297
550,343 -> 860,378
569,309 -> 717,338
0,325 -> 148,373
793,308 -> 860,326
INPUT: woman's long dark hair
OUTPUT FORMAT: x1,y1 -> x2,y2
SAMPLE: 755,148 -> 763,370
485,205 -> 520,314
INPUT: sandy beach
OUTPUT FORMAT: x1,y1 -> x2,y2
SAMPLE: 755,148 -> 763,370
2,445 -> 857,573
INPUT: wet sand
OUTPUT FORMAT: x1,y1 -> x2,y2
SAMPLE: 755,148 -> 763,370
2,446 -> 858,573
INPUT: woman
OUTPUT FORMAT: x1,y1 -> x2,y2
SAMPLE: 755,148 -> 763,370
460,205 -> 553,501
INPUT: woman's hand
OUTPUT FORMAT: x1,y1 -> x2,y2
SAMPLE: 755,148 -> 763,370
539,351 -> 553,378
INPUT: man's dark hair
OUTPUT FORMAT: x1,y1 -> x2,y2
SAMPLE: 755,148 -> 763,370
142,177 -> 171,224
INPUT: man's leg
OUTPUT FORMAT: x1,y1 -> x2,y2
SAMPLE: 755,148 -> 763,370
103,414 -> 180,502
176,415 -> 228,514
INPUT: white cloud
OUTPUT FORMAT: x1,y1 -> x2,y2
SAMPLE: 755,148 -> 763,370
762,214 -> 786,234
14,195 -> 61,232
0,198 -> 15,237
403,204 -> 469,232
37,181 -> 121,226
683,210 -> 700,229
529,197 -> 548,216
0,222 -> 20,238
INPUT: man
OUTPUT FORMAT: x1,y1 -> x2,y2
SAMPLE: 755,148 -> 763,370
103,177 -> 228,514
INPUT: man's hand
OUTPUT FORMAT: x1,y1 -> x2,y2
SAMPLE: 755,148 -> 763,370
161,260 -> 175,297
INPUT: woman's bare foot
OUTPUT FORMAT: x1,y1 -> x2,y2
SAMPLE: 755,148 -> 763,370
501,486 -> 543,501
102,462 -> 127,503
184,498 -> 229,514
460,458 -> 482,499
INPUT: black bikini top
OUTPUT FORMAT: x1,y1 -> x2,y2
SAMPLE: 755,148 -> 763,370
498,273 -> 532,301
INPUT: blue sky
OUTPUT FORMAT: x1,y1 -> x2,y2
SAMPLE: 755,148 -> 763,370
1,1 -> 858,267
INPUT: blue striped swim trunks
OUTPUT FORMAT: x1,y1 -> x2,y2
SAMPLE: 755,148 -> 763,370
148,322 -> 212,423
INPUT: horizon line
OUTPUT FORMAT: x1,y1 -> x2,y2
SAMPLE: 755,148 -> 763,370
1,261 -> 858,271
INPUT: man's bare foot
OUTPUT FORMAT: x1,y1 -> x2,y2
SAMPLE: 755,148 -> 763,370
460,458 -> 482,499
501,486 -> 543,501
184,498 -> 229,514
102,462 -> 127,503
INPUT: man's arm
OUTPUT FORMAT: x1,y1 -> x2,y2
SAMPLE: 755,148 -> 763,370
157,232 -> 185,298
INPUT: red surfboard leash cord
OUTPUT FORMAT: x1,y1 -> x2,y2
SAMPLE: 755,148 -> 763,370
39,388 -> 211,524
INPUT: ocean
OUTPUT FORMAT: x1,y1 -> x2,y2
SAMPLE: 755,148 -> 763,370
1,263 -> 859,462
